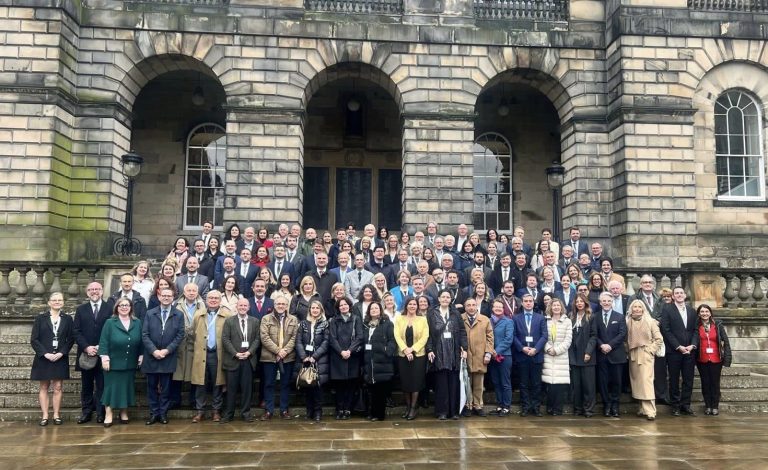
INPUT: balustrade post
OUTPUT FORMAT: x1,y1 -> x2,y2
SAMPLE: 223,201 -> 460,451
722,273 -> 737,307
31,267 -> 48,302
752,274 -> 766,306
654,274 -> 666,294
624,273 -> 637,297
0,267 -> 12,306
14,267 -> 30,306
67,268 -> 82,301
49,268 -> 63,295
738,275 -> 752,307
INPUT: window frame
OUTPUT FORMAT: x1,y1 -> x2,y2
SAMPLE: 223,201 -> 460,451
183,122 -> 227,231
472,131 -> 514,232
714,89 -> 766,202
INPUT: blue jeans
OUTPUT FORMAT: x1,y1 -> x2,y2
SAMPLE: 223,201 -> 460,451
489,356 -> 513,408
262,361 -> 295,414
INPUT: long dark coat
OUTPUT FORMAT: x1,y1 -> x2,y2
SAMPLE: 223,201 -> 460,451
328,313 -> 363,380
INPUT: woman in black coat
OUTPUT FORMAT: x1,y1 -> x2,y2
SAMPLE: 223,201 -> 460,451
363,301 -> 396,421
568,294 -> 597,417
295,299 -> 331,421
426,290 -> 468,420
329,297 -> 364,419
30,292 -> 75,426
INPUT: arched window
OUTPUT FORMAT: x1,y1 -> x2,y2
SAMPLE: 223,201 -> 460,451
473,132 -> 513,231
184,123 -> 227,229
715,90 -> 765,200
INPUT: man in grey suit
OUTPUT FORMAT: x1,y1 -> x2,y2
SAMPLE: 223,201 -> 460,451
176,257 -> 210,299
221,298 -> 261,423
345,253 -> 374,302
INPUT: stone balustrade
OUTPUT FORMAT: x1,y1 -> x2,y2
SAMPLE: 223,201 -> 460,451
0,262 -> 137,315
473,0 -> 569,21
688,0 -> 768,11
305,0 -> 404,13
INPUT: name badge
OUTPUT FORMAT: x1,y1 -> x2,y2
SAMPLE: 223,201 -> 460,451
52,340 -> 59,349
241,341 -> 249,349
443,331 -> 452,339
706,347 -> 714,354
525,336 -> 534,343
365,344 -> 373,351
305,345 -> 314,352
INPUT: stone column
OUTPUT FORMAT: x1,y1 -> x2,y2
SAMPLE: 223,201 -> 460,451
224,107 -> 305,229
401,112 -> 474,233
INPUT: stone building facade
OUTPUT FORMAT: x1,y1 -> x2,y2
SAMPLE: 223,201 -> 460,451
0,0 -> 767,268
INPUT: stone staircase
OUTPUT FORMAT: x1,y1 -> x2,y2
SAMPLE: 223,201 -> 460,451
2,333 -> 767,422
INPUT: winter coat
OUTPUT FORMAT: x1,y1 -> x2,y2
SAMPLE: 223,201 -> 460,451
426,307 -> 468,372
363,318 -> 396,384
542,315 -> 572,385
191,306 -> 233,386
462,313 -> 494,373
295,318 -> 331,385
172,297 -> 205,382
259,312 -> 299,363
569,313 -> 597,366
329,313 -> 364,380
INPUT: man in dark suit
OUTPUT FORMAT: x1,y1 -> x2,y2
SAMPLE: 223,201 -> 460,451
141,287 -> 185,425
184,239 -> 215,280
215,239 -> 241,281
199,221 -> 215,250
221,297 -> 261,423
365,246 -> 394,287
495,281 -> 521,318
74,282 -> 112,424
248,279 -> 274,319
557,274 -> 576,313
284,235 -> 307,281
176,256 -> 210,299
512,226 -> 534,259
516,273 -> 540,301
236,248 -> 258,299
512,294 -> 547,416
661,286 -> 699,416
329,251 -> 354,286
558,245 -> 577,272
110,272 -> 147,321
309,252 -> 339,304
354,224 -> 384,251
425,268 -> 446,300
510,253 -> 533,292
268,245 -> 295,284
213,256 -> 239,292
392,249 -> 417,276
489,253 -> 514,295
463,251 -> 492,286
595,292 -> 628,417
236,226 -> 259,254
607,280 -> 630,316
563,226 -> 590,257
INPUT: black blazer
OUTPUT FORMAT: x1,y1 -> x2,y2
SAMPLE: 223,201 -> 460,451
110,290 -> 147,322
73,299 -> 113,371
661,303 -> 699,352
236,262 -> 258,298
31,312 -> 75,357
569,313 -> 597,366
595,310 -> 627,364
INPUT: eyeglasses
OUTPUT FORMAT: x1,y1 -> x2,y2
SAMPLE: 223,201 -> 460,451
118,304 -> 131,308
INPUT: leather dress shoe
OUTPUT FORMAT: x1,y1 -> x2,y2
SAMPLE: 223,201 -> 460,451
604,410 -> 612,417
160,415 -> 169,424
534,411 -> 543,417
260,412 -> 272,421
96,415 -> 105,424
681,407 -> 696,416
192,413 -> 204,423
711,408 -> 719,416
212,412 -> 221,422
671,409 -> 681,417
76,414 -> 92,424
437,415 -> 447,421
145,415 -> 159,425
519,411 -> 528,417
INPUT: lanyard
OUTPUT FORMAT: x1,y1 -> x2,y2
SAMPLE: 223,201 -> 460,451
51,316 -> 60,339
550,320 -> 557,342
525,314 -> 532,334
160,309 -> 169,333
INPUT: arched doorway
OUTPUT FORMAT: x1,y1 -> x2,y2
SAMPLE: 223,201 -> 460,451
475,73 -> 561,236
303,63 -> 402,231
129,55 -> 226,256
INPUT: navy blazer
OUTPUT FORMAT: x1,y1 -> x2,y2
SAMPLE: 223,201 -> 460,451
141,306 -> 186,374
109,290 -> 147,322
214,254 -> 241,281
512,311 -> 548,363
236,262 -> 258,298
73,299 -> 113,371
268,258 -> 296,283
329,266 -> 354,286
248,296 -> 275,319
595,309 -> 628,364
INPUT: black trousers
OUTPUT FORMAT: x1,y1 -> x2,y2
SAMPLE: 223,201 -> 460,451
545,383 -> 568,413
570,365 -> 596,414
654,356 -> 669,401
667,351 -> 695,409
80,364 -> 105,417
433,369 -> 460,418
334,379 -> 357,412
697,361 -> 723,409
304,384 -> 323,417
597,359 -> 622,410
518,359 -> 543,412
224,361 -> 254,420
369,380 -> 391,420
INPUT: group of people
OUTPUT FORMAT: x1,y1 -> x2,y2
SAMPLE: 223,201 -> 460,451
30,221 -> 733,425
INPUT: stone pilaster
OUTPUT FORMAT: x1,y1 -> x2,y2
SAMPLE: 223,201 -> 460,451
401,112 -> 474,233
224,107 -> 304,229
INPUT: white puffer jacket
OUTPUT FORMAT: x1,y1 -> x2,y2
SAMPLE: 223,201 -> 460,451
542,316 -> 573,385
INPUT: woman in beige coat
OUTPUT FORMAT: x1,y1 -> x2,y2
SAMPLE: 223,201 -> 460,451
626,299 -> 663,420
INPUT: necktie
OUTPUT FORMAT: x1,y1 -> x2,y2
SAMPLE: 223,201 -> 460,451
276,261 -> 282,278
92,303 -> 98,318
603,312 -> 609,326
647,294 -> 652,306
288,252 -> 294,262
161,309 -> 168,323
242,265 -> 247,277
207,313 -> 216,349
401,263 -> 406,272
257,298 -> 263,310
358,271 -> 362,281
503,268 -> 508,280
189,274 -> 196,285
241,318 -> 246,335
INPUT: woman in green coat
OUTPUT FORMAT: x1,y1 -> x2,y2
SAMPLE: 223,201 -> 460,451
99,298 -> 143,427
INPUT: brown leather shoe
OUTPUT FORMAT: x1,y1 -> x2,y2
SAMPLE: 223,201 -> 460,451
192,413 -> 204,423
260,412 -> 272,421
212,412 -> 221,422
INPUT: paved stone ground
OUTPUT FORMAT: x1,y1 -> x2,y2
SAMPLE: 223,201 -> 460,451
1,412 -> 767,469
